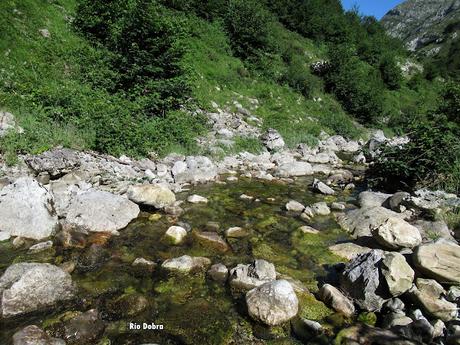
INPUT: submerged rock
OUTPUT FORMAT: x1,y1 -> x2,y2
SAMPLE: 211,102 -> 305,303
63,309 -> 105,344
28,241 -> 53,253
413,241 -> 460,284
161,255 -> 211,273
127,184 -> 175,208
246,280 -> 298,326
208,263 -> 229,283
229,259 -> 276,291
318,284 -> 355,317
12,325 -> 65,345
286,200 -> 305,212
0,177 -> 59,240
225,227 -> 248,238
193,231 -> 230,252
312,179 -> 335,195
0,263 -> 75,318
66,190 -> 140,234
165,226 -> 187,245
371,217 -> 422,249
337,324 -> 417,345
299,225 -> 320,234
187,194 -> 208,204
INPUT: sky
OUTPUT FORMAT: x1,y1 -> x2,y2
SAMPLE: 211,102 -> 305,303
341,0 -> 404,19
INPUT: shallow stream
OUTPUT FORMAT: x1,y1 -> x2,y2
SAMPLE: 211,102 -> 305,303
0,176 -> 361,344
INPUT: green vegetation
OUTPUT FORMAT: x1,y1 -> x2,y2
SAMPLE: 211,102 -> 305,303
369,82 -> 460,193
1,0 -> 458,195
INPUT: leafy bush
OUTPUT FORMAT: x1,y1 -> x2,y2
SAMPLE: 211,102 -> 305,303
369,84 -> 460,193
324,44 -> 385,123
440,82 -> 460,125
380,55 -> 402,90
223,0 -> 273,59
283,60 -> 322,98
368,119 -> 460,192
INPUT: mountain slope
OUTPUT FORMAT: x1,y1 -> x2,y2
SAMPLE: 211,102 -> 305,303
381,0 -> 460,55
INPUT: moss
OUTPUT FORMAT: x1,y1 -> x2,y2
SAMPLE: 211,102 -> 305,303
156,297 -> 236,345
357,312 -> 377,326
291,230 -> 344,267
154,275 -> 208,305
149,213 -> 162,221
298,292 -> 333,322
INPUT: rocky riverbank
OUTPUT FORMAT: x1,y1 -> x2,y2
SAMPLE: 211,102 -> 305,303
1,129 -> 460,344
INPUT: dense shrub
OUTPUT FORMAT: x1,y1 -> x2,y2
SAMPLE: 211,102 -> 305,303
368,119 -> 460,192
75,0 -> 190,115
380,55 -> 403,90
324,44 -> 385,123
369,85 -> 460,193
440,82 -> 460,125
223,0 -> 273,59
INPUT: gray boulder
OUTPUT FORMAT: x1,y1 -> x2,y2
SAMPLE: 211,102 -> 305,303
172,156 -> 217,184
66,190 -> 139,234
127,184 -> 175,208
246,280 -> 298,326
371,217 -> 422,249
328,242 -> 373,261
413,241 -> 460,284
381,252 -> 414,297
408,278 -> 458,322
0,263 -> 75,318
262,128 -> 285,151
318,284 -> 355,317
413,220 -> 455,243
0,177 -> 59,240
25,148 -> 80,178
276,161 -> 313,177
358,191 -> 392,208
312,179 -> 335,195
336,206 -> 404,238
0,111 -> 23,137
286,200 -> 305,212
208,263 -> 229,283
341,250 -> 387,311
50,173 -> 91,217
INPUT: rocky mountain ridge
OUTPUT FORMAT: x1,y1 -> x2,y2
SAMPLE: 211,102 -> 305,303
381,0 -> 460,55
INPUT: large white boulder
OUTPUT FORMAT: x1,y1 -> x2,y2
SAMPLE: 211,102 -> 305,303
127,184 -> 175,209
0,263 -> 75,318
246,280 -> 298,326
66,190 -> 139,233
0,177 -> 59,240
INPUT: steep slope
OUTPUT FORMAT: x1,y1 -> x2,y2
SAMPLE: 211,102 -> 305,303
381,0 -> 460,54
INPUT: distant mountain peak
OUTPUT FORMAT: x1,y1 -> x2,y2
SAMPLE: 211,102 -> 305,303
381,0 -> 460,55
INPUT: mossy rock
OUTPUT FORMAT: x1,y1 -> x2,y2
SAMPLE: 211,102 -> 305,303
298,292 -> 333,322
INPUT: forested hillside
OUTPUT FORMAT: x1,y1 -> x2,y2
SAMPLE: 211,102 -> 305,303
0,0 -> 459,192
